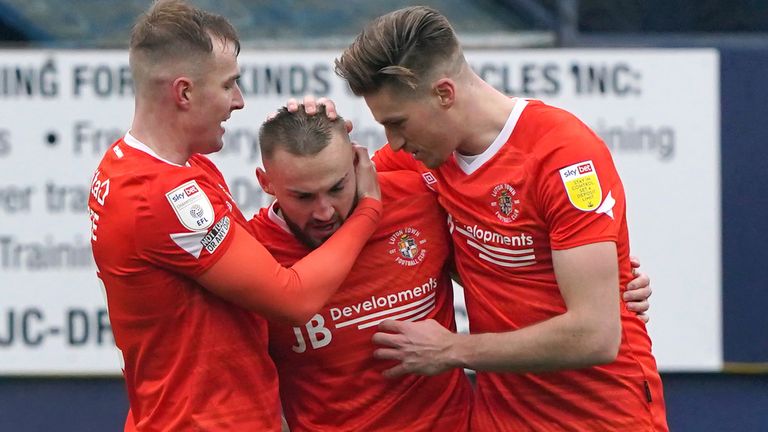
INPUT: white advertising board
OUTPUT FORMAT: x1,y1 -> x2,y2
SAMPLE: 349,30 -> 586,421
0,49 -> 720,374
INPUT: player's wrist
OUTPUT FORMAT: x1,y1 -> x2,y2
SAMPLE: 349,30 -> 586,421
446,332 -> 473,370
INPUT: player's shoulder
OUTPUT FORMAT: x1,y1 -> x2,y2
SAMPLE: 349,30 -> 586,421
521,100 -> 606,158
247,206 -> 273,242
379,170 -> 433,204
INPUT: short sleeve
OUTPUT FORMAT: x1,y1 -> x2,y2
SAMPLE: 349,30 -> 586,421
535,124 -> 627,250
136,173 -> 237,277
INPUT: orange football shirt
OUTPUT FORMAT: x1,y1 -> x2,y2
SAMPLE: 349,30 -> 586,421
250,171 -> 473,432
90,134 -> 281,431
373,100 -> 668,431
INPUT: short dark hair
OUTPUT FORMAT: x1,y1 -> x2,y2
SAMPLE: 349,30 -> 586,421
259,105 -> 348,160
335,6 -> 462,96
129,0 -> 240,89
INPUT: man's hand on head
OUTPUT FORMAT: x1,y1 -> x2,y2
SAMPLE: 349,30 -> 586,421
279,96 -> 354,133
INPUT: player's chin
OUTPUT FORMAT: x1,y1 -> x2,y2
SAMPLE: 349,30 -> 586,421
422,155 -> 445,169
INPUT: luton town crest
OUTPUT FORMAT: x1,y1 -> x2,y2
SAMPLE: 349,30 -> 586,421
388,227 -> 427,266
490,184 -> 520,223
398,234 -> 418,259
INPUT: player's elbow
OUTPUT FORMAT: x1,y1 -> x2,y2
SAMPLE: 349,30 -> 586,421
584,321 -> 621,365
278,303 -> 321,326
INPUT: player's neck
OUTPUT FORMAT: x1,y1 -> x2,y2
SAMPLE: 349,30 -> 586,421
455,75 -> 516,157
131,107 -> 192,165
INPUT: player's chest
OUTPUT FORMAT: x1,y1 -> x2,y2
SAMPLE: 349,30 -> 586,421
432,165 -> 550,269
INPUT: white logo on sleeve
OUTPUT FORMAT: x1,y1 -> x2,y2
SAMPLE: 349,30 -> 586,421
165,180 -> 215,231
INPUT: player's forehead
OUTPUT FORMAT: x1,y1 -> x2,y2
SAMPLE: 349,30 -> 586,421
365,87 -> 418,122
207,36 -> 240,78
271,152 -> 353,194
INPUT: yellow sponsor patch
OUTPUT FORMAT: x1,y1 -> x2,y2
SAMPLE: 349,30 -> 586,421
559,160 -> 602,211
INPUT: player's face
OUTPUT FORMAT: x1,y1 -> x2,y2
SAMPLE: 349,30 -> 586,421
364,86 -> 457,169
261,131 -> 358,248
190,37 -> 244,154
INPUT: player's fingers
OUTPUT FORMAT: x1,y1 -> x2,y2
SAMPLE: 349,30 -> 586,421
373,347 -> 405,361
626,299 -> 650,314
377,319 -> 401,333
285,98 -> 300,112
316,97 -> 338,120
303,95 -> 318,115
626,274 -> 651,292
382,364 -> 409,379
372,331 -> 405,348
623,284 -> 651,301
629,255 -> 641,268
637,313 -> 650,324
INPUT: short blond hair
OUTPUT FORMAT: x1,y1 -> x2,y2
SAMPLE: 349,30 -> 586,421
129,0 -> 240,92
335,6 -> 462,96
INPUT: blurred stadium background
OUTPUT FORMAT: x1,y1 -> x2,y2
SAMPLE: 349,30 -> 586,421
1,0 -> 767,430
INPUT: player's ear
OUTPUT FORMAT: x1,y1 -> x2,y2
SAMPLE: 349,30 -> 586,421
433,78 -> 455,108
172,76 -> 193,109
256,167 -> 275,195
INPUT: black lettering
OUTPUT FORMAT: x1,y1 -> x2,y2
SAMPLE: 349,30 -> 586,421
230,177 -> 266,213
39,59 -> 58,97
542,64 -> 560,95
45,183 -> 89,213
22,308 -> 44,346
0,185 -> 34,214
73,65 -> 88,96
289,65 -> 308,95
67,309 -> 89,345
72,64 -> 133,98
96,309 -> 112,345
72,121 -> 122,156
93,65 -> 114,97
312,65 -> 331,95
0,309 -> 13,346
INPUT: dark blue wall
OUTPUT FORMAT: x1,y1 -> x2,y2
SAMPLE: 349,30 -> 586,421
1,374 -> 767,430
720,47 -> 768,364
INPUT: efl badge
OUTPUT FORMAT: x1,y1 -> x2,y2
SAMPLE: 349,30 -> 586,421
166,180 -> 215,231
559,160 -> 603,211
388,227 -> 427,266
490,184 -> 520,223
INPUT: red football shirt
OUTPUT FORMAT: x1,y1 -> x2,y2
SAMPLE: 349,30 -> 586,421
250,171 -> 472,432
373,100 -> 668,431
89,134 -> 281,431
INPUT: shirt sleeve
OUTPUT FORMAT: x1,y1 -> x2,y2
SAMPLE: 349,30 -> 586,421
372,144 -> 421,172
135,174 -> 237,277
535,123 -> 627,250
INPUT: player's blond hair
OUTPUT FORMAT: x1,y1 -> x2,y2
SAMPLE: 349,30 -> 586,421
129,0 -> 240,93
335,6 -> 463,96
259,105 -> 348,159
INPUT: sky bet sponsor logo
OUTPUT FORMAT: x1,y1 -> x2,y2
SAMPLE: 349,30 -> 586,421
184,184 -> 199,196
165,180 -> 214,231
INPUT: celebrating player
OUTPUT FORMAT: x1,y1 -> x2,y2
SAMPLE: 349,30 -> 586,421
88,1 -> 381,430
251,105 -> 472,431
334,6 -> 668,431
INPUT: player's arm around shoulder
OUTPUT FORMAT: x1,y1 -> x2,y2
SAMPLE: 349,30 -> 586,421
198,146 -> 383,325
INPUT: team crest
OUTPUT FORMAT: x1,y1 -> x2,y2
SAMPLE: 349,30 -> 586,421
388,227 -> 427,266
559,160 -> 603,211
490,184 -> 520,223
